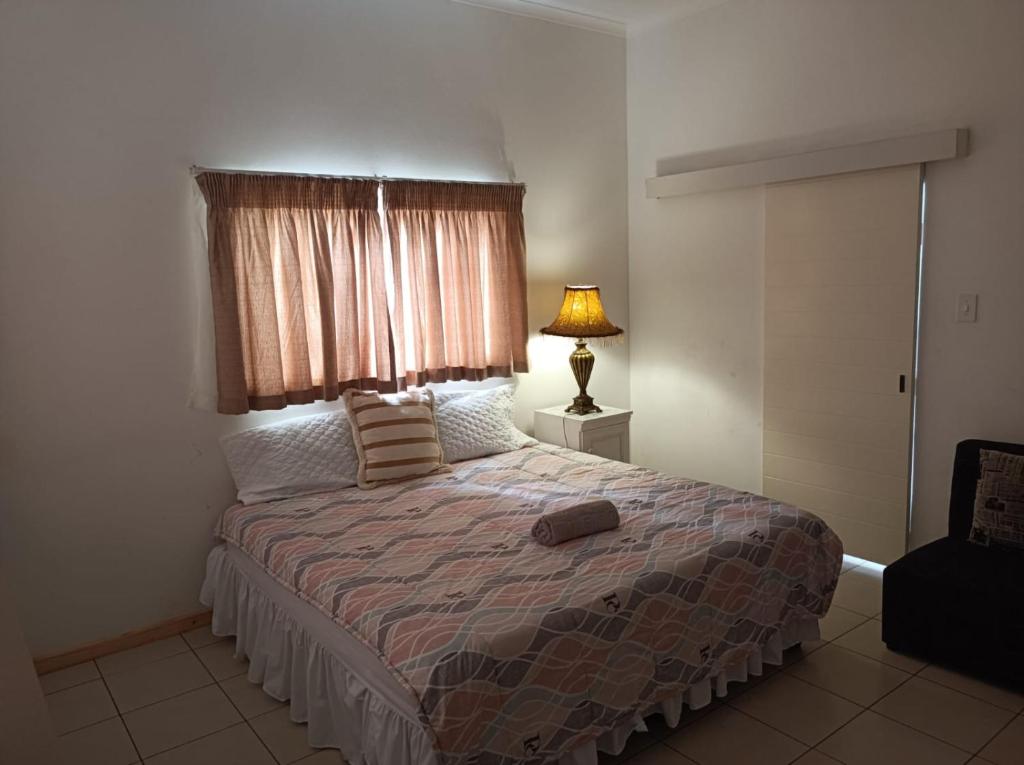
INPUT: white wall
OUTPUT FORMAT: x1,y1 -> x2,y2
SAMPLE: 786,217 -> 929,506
628,0 -> 1024,548
0,0 -> 628,654
0,567 -> 57,764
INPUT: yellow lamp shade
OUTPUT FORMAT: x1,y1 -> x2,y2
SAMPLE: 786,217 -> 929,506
540,285 -> 623,339
540,285 -> 623,415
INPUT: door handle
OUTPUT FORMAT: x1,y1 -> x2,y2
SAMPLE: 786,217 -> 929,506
899,374 -> 907,393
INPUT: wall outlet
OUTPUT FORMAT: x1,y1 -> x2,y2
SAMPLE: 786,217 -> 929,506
956,292 -> 978,323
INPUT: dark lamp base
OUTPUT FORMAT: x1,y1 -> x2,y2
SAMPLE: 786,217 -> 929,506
566,395 -> 602,416
565,338 -> 603,416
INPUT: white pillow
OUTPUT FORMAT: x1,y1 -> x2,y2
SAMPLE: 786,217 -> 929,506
220,410 -> 358,504
433,385 -> 537,463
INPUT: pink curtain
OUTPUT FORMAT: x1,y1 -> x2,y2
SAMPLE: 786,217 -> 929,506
196,172 -> 393,414
383,180 -> 529,386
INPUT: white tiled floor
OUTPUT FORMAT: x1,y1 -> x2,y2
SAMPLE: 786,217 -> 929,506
39,559 -> 1024,765
41,626 -> 337,765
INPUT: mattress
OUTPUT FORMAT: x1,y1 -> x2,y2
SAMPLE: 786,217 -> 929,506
213,444 -> 842,764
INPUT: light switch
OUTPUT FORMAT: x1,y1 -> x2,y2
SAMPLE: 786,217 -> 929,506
956,292 -> 978,323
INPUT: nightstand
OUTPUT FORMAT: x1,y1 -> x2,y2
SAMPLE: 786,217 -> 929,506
533,406 -> 633,462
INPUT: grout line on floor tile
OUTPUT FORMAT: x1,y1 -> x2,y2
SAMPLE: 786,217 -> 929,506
831,631 -> 930,676
866,706 -> 976,755
770,645 -> 916,744
49,675 -> 123,737
662,703 -> 811,762
52,715 -> 130,751
52,710 -> 122,738
863,659 -> 914,707
182,630 -> 284,765
731,704 -> 810,749
247,720 -> 284,765
858,671 -> 999,757
247,711 -> 300,765
115,633 -> 242,762
130,649 -> 244,760
824,617 -> 867,645
916,667 -> 1024,711
142,719 -> 247,761
114,678 -> 219,716
617,736 -> 661,764
968,708 -> 1018,757
39,664 -> 101,696
95,662 -> 145,764
811,706 -> 873,757
97,641 -> 193,680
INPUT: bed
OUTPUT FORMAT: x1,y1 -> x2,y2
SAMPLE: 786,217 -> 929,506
202,443 -> 842,765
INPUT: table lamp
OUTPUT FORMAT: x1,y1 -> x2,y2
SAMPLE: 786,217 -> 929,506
540,285 -> 624,415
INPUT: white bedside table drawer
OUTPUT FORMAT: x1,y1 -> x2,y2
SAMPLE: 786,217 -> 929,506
533,405 -> 633,463
579,425 -> 629,462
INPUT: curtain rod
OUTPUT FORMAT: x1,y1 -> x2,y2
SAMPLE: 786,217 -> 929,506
189,165 -> 524,188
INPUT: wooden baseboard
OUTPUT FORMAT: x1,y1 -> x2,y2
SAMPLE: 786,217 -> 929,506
33,610 -> 212,675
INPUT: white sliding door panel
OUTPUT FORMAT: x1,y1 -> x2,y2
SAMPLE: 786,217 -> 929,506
765,407 -> 910,450
763,165 -> 922,564
767,335 -> 910,370
764,431 -> 909,478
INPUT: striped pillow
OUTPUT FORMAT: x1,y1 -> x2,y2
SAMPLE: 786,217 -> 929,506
343,389 -> 450,489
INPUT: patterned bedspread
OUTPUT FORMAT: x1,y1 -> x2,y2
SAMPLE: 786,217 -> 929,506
218,445 -> 842,764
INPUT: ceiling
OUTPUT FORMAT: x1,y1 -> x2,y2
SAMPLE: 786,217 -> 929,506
452,0 -> 729,35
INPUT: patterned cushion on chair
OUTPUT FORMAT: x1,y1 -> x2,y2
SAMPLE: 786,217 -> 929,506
970,449 -> 1024,549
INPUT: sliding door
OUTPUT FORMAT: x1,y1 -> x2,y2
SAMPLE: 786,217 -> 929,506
763,165 -> 922,564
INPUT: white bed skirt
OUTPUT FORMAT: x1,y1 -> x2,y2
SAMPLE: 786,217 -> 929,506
201,544 -> 821,765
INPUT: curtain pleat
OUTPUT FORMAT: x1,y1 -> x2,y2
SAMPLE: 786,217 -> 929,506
196,172 -> 392,414
384,181 -> 529,387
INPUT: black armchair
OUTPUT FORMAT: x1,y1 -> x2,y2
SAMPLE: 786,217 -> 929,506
881,439 -> 1024,689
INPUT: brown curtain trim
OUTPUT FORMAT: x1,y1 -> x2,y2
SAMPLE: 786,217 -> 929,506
217,377 -> 402,414
383,180 -> 525,212
220,367 -> 523,411
196,172 -> 379,210
400,365 -> 524,388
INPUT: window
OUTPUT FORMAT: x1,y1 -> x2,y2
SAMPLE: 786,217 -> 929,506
195,172 -> 528,414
